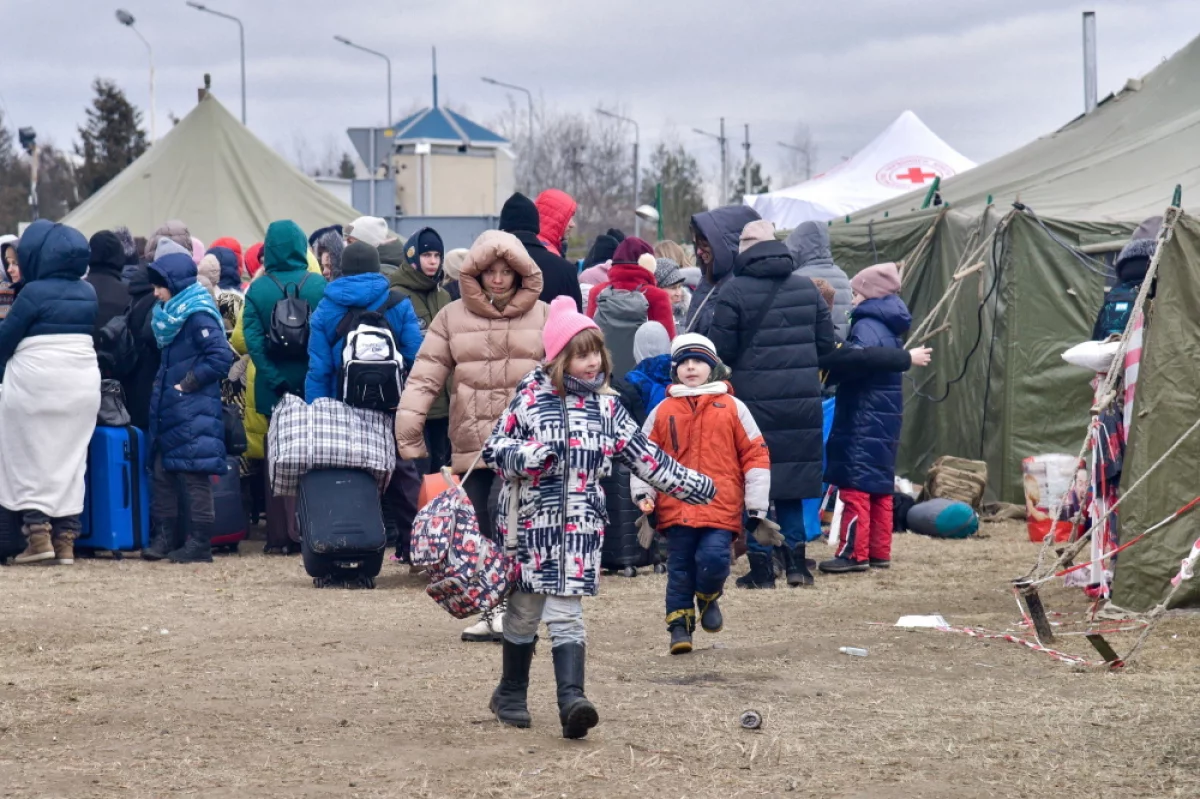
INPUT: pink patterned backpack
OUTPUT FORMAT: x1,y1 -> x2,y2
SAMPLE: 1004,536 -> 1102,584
409,468 -> 515,619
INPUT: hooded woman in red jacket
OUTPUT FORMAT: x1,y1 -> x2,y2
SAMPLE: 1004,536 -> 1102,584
585,237 -> 676,338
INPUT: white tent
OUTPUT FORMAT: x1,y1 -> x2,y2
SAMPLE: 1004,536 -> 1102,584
746,110 -> 976,229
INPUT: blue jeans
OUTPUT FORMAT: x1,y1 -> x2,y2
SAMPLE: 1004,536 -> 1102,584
665,526 -> 732,628
746,498 -> 809,555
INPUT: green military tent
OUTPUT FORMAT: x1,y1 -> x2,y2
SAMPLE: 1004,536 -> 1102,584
1111,211 -> 1200,612
62,94 -> 359,246
823,31 -> 1200,508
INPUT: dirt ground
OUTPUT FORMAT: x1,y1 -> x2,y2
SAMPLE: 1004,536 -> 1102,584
2,520 -> 1198,799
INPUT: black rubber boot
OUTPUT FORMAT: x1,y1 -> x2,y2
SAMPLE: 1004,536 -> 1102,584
735,552 -> 776,589
552,644 -> 598,740
786,544 -> 815,587
669,622 -> 693,655
489,638 -> 536,728
169,521 -> 213,564
698,594 -> 723,633
141,519 -> 176,561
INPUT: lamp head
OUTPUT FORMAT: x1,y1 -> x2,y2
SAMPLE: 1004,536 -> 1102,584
185,1 -> 208,9
635,205 -> 660,223
115,9 -> 135,26
334,35 -> 351,45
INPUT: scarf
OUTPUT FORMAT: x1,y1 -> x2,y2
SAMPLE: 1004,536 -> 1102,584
668,380 -> 730,398
564,372 -> 607,396
151,281 -> 225,349
487,286 -> 516,312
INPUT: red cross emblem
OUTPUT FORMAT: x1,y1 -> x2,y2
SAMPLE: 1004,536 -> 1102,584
876,157 -> 954,189
895,167 -> 937,184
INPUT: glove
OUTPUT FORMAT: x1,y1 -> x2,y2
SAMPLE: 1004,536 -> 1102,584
749,512 -> 783,548
636,512 -> 657,549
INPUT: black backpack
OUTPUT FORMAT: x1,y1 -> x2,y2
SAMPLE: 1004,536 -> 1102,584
1093,280 -> 1139,341
333,289 -> 408,411
266,273 -> 312,360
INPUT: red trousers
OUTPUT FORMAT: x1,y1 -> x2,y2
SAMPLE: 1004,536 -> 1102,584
836,489 -> 893,562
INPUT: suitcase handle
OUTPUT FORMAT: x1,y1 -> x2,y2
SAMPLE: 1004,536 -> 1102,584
122,465 -> 130,508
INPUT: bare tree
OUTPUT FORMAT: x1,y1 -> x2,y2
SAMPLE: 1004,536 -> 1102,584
779,123 -> 818,186
492,99 -> 637,247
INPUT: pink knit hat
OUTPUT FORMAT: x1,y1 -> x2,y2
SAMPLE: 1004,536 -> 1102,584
543,295 -> 601,361
190,237 -> 206,265
850,262 -> 901,300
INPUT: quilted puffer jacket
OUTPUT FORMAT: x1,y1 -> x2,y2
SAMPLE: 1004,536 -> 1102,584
485,367 -> 715,596
396,230 -> 550,473
0,220 -> 98,380
824,294 -> 912,495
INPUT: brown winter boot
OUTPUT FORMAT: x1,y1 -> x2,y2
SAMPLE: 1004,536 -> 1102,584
14,522 -> 55,564
52,529 -> 77,565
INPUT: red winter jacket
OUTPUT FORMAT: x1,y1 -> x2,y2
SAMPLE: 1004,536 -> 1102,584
535,189 -> 577,256
586,262 -> 676,338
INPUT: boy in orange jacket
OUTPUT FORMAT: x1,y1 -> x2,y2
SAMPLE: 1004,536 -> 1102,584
634,333 -> 771,654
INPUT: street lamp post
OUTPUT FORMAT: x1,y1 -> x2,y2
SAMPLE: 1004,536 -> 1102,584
334,36 -> 392,126
694,118 -> 728,205
596,108 -> 641,237
115,9 -> 156,141
185,2 -> 246,124
481,77 -> 534,158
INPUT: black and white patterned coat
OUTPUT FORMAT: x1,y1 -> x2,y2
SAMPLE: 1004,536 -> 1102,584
484,367 -> 716,596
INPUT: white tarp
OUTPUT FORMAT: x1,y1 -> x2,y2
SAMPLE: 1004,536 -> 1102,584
746,111 -> 975,229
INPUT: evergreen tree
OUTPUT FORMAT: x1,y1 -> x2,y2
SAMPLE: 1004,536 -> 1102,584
74,78 -> 148,200
729,157 -> 770,204
640,142 -> 707,243
337,152 -> 356,179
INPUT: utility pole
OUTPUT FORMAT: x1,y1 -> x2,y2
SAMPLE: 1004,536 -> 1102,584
693,118 -> 729,205
742,124 -> 751,200
19,128 -> 39,221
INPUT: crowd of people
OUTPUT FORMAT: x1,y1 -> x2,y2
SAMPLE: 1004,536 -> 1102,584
0,187 -> 934,740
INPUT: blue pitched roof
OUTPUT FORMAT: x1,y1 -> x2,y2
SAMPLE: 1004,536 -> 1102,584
390,107 -> 508,145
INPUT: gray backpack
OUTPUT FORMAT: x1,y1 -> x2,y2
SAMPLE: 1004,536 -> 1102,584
594,285 -> 649,379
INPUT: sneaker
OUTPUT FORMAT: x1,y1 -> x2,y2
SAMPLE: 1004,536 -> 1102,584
14,524 -> 54,565
462,609 -> 502,643
669,624 -> 693,655
818,556 -> 870,574
869,558 -> 891,569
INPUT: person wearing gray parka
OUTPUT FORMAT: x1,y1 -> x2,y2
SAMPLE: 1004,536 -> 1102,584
785,221 -> 854,340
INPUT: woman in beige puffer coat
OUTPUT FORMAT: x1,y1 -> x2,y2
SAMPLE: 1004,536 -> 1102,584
397,229 -> 550,643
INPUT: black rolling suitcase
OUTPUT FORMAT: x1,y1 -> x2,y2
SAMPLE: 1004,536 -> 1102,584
600,462 -> 661,577
0,506 -> 24,564
298,469 -> 387,588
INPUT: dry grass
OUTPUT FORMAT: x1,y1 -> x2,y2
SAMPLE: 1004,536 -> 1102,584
2,521 -> 1198,798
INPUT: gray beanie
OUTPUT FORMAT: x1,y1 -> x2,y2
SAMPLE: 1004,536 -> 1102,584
654,257 -> 684,289
633,321 -> 671,364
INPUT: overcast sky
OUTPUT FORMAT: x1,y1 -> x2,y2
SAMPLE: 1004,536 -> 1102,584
4,0 -> 1200,194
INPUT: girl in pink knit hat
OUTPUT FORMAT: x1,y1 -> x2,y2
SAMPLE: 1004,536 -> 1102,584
482,295 -> 715,740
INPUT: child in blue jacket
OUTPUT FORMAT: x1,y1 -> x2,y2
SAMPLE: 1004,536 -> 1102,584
819,262 -> 911,575
305,241 -> 424,560
144,239 -> 235,564
305,241 -> 423,402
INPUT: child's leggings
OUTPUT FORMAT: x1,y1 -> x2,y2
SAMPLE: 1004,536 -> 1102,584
665,526 -> 732,630
504,592 -> 586,648
836,489 -> 892,562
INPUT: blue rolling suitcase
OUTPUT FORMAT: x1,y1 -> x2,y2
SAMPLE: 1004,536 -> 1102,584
78,426 -> 150,556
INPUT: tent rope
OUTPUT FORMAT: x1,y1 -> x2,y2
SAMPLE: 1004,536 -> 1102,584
897,207 -> 949,287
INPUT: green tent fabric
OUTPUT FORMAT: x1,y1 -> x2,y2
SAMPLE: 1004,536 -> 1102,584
1112,213 -> 1200,612
61,94 -> 360,246
829,209 -> 1129,503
